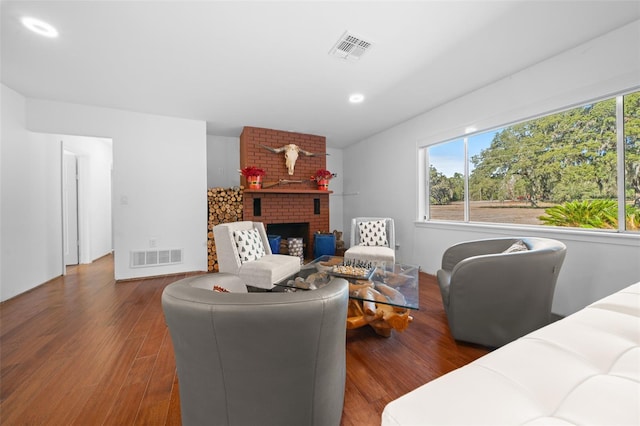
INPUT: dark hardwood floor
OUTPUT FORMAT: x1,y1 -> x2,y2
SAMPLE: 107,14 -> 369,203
0,254 -> 489,425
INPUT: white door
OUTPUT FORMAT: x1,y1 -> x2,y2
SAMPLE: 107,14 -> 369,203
63,151 -> 79,265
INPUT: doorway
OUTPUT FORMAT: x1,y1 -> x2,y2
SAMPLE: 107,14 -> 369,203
63,150 -> 79,266
59,135 -> 113,275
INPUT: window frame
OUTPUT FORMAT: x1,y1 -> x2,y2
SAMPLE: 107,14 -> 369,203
420,89 -> 639,234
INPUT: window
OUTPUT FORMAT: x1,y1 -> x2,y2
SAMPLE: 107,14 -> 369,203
423,90 -> 639,233
624,92 -> 640,229
428,139 -> 465,221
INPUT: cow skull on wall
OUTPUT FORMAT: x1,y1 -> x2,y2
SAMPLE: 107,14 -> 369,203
260,144 -> 328,175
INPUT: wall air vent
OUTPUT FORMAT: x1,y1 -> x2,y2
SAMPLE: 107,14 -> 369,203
329,31 -> 373,60
130,249 -> 183,268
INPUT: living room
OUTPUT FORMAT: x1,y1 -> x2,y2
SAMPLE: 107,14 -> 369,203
1,1 -> 639,424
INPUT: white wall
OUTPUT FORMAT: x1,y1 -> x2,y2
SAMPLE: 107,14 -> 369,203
1,89 -> 117,302
24,98 -> 208,281
207,135 -> 240,188
61,134 -> 113,263
326,146 -> 344,234
343,20 -> 640,316
1,85 -> 63,301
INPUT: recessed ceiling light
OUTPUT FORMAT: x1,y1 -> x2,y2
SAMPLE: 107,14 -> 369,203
465,126 -> 477,134
21,17 -> 58,38
349,94 -> 365,103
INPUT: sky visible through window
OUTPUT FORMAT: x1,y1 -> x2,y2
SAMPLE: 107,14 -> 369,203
429,129 -> 501,177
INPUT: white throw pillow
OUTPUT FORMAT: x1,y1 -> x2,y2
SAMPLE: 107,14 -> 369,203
358,220 -> 388,247
233,228 -> 266,263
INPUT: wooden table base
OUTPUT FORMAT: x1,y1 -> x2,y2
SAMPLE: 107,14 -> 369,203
346,299 -> 413,337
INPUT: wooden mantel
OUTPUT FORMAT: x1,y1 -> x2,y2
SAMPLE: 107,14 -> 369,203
244,189 -> 333,194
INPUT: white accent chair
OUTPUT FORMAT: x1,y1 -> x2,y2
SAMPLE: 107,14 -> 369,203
344,217 -> 396,265
213,221 -> 301,290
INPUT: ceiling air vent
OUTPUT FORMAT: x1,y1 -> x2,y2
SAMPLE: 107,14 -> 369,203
329,31 -> 373,60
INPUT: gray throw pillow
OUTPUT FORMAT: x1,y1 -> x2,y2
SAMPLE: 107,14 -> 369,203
503,240 -> 528,253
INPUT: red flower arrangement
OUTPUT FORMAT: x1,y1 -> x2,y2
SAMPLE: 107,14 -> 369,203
311,169 -> 337,182
239,166 -> 266,177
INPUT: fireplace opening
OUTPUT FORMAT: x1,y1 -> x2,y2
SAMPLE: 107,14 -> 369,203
267,222 -> 310,257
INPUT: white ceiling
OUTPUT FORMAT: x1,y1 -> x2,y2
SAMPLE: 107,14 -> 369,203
2,1 -> 639,148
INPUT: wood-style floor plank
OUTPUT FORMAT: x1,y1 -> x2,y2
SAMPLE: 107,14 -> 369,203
70,336 -> 146,426
134,330 -> 177,426
0,254 -> 489,425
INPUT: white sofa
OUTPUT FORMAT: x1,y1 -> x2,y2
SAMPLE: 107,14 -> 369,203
382,282 -> 640,425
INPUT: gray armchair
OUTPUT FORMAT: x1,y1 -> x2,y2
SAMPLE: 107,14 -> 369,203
437,237 -> 566,348
162,276 -> 349,426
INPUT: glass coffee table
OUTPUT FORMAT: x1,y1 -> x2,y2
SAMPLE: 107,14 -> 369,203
276,255 -> 419,337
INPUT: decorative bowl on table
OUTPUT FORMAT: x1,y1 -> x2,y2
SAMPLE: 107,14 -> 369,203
315,256 -> 343,273
382,271 -> 412,287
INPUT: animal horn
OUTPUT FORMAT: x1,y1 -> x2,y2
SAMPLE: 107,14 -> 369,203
260,144 -> 287,153
299,149 -> 329,157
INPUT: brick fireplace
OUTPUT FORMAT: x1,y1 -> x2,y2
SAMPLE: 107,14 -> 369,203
240,126 -> 331,259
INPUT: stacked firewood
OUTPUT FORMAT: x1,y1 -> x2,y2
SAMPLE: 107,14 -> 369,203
207,187 -> 244,271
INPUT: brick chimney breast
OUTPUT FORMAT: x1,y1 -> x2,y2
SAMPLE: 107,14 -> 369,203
240,126 -> 330,259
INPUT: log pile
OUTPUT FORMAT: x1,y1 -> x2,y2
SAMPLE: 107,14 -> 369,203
207,187 -> 244,271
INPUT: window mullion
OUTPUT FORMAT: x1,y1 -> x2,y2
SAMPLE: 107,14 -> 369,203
423,148 -> 429,221
616,95 -> 625,232
464,137 -> 469,222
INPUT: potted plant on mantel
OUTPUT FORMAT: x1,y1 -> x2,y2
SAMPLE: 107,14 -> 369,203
240,166 -> 266,189
311,169 -> 337,190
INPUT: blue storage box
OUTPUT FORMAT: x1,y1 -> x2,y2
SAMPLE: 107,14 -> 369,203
313,234 -> 336,258
267,235 -> 281,254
